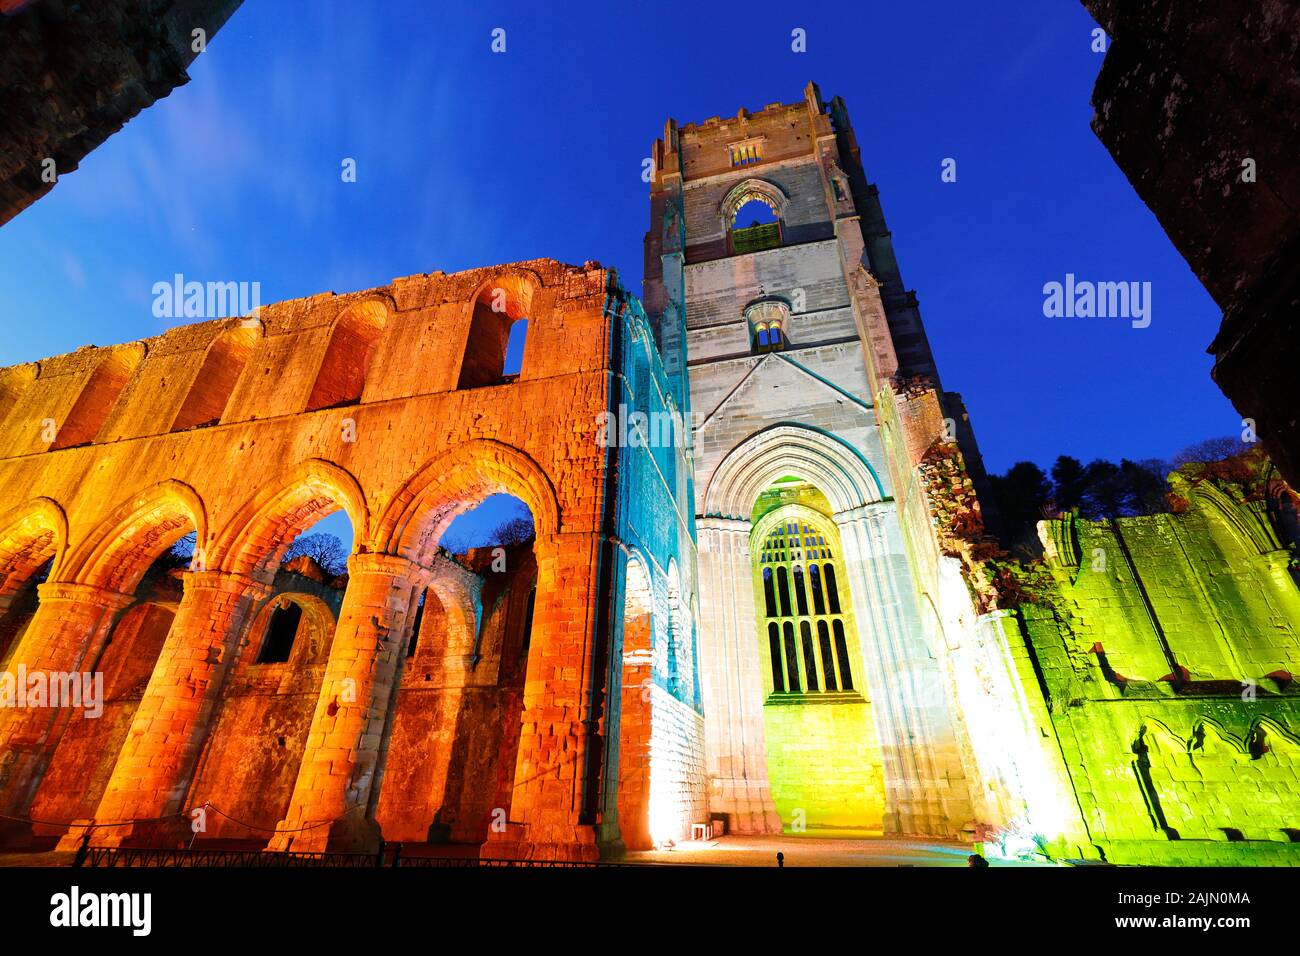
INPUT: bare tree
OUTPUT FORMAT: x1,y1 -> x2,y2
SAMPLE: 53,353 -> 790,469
281,533 -> 348,576
494,516 -> 535,546
1173,435 -> 1250,467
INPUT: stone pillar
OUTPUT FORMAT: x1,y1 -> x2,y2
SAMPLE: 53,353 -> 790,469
694,518 -> 781,834
68,570 -> 269,849
0,582 -> 132,839
837,502 -> 969,837
266,553 -> 422,854
481,531 -> 605,861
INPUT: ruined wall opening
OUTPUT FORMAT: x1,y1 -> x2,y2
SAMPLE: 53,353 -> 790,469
502,319 -> 528,380
749,478 -> 885,832
0,556 -> 50,668
306,302 -> 387,412
171,323 -> 259,431
721,180 -> 786,256
377,491 -> 538,847
256,601 -> 303,664
188,506 -> 352,846
458,277 -> 535,390
51,345 -> 142,449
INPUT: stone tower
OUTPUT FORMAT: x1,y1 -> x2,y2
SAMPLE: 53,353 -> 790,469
642,83 -> 1040,839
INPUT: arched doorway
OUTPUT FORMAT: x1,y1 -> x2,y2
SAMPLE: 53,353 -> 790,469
376,492 -> 538,848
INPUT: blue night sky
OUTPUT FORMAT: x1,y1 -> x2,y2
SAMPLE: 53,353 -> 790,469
0,0 -> 1237,545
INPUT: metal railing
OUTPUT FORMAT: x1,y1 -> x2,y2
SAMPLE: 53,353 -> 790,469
84,846 -> 653,868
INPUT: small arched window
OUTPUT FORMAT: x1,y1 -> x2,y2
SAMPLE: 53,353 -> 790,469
746,300 -> 790,355
172,323 -> 259,430
257,600 -> 302,664
306,302 -> 387,412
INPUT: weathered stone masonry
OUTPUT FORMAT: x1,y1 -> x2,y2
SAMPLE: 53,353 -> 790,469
0,258 -> 694,859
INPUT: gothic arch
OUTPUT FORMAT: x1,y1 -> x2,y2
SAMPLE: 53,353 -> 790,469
0,497 -> 68,597
376,440 -> 560,565
719,178 -> 789,226
703,423 -> 886,519
1249,716 -> 1300,756
1192,481 -> 1276,555
465,268 -> 542,322
63,480 -> 207,593
213,459 -> 368,580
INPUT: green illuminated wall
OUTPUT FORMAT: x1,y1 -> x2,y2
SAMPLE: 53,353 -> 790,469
1017,468 -> 1300,865
762,698 -> 885,831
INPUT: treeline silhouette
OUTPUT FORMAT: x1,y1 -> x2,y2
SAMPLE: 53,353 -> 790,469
988,436 -> 1250,558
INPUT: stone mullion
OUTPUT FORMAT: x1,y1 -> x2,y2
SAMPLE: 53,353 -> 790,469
481,531 -> 606,861
266,552 -> 420,853
76,570 -> 268,848
0,582 -> 132,834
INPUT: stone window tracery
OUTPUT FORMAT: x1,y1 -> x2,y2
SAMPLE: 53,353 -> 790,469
746,300 -> 790,354
757,516 -> 855,698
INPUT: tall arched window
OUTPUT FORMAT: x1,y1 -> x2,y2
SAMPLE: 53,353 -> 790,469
720,179 -> 786,256
459,276 -> 535,390
755,513 -> 856,697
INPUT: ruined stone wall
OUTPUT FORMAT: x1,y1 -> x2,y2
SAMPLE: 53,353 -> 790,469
0,258 -> 633,859
1023,477 -> 1300,863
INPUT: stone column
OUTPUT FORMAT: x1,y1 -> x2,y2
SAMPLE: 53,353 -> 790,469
695,518 -> 781,834
68,570 -> 269,849
266,553 -> 422,853
0,582 -> 132,839
481,531 -> 605,861
836,501 -> 966,837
